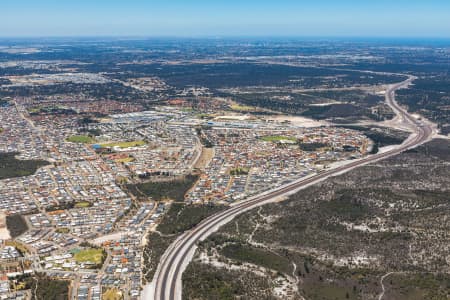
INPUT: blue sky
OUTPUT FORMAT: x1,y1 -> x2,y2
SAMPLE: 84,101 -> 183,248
1,0 -> 449,37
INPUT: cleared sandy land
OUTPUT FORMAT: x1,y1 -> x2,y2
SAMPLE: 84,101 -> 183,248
92,231 -> 131,245
0,211 -> 11,240
265,115 -> 328,127
0,229 -> 10,240
194,147 -> 214,170
214,115 -> 252,121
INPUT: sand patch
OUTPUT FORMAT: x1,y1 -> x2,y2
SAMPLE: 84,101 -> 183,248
264,115 -> 328,127
0,211 -> 11,240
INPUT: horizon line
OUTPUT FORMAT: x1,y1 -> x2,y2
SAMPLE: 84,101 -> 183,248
1,35 -> 450,40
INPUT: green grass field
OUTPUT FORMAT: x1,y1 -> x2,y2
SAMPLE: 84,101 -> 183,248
66,135 -> 95,143
230,167 -> 250,175
74,201 -> 92,208
73,248 -> 105,265
115,157 -> 135,163
259,135 -> 297,142
55,228 -> 70,234
102,288 -> 124,300
99,140 -> 146,148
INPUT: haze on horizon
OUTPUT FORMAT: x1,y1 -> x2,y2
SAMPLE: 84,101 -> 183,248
1,0 -> 450,38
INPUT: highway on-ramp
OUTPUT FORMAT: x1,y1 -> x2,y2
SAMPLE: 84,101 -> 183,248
149,76 -> 435,300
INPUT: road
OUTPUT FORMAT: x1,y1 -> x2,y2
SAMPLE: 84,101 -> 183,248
378,272 -> 395,300
149,76 -> 435,300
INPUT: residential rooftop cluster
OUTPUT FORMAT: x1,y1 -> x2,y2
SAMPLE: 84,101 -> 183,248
187,126 -> 370,203
1,158 -> 132,237
85,110 -> 200,177
0,105 -> 47,160
36,202 -> 166,300
124,77 -> 169,92
0,99 -> 374,299
4,73 -> 110,87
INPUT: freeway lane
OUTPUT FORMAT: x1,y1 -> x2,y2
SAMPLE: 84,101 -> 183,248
151,76 -> 434,300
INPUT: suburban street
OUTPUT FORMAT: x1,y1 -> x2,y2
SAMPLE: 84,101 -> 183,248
149,76 -> 436,300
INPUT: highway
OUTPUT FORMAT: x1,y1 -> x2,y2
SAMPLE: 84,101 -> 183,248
150,76 -> 435,300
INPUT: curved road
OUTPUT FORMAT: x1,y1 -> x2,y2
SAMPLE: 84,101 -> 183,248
150,76 -> 434,300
